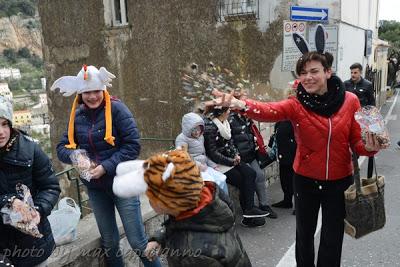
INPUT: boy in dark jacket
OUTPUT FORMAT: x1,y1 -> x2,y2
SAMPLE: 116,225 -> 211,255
0,96 -> 61,266
112,148 -> 252,267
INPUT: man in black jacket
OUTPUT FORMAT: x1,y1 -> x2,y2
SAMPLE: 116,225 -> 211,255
344,62 -> 375,177
344,63 -> 375,106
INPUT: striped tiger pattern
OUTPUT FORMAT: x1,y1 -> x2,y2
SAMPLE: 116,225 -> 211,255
144,149 -> 204,216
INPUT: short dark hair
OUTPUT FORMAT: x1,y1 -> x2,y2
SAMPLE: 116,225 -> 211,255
350,63 -> 362,71
296,52 -> 331,75
211,106 -> 229,118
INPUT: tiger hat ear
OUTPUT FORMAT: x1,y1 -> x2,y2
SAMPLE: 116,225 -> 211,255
292,32 -> 310,55
162,162 -> 176,182
113,160 -> 148,198
315,24 -> 326,54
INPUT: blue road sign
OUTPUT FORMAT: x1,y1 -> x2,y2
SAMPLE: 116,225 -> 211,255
291,6 -> 328,22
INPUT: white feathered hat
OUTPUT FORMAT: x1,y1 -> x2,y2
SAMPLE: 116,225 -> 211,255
50,65 -> 116,96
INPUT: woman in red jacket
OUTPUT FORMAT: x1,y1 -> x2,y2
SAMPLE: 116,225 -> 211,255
207,52 -> 387,267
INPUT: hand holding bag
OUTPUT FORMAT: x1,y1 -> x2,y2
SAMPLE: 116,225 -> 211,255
344,156 -> 386,239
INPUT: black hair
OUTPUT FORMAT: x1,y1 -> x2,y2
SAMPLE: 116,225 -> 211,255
350,63 -> 362,71
210,106 -> 229,118
296,52 -> 331,75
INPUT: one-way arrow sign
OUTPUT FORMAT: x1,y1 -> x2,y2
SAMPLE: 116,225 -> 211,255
291,6 -> 328,22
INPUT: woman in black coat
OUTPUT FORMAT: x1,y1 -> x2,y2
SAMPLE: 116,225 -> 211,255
203,107 -> 268,227
271,120 -> 297,209
0,96 -> 61,267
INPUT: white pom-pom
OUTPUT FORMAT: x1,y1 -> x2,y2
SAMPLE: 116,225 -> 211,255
113,160 -> 147,198
116,160 -> 144,176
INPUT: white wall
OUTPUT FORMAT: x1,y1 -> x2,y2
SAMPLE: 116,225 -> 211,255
336,22 -> 366,80
341,0 -> 379,33
258,0 -> 284,32
270,52 -> 296,90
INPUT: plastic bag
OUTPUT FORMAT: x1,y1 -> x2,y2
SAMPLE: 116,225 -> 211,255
69,149 -> 97,182
354,105 -> 390,146
201,167 -> 229,195
1,184 -> 42,238
47,197 -> 81,246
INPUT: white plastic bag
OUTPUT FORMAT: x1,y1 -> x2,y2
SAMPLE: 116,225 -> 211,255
47,197 -> 81,246
201,167 -> 229,195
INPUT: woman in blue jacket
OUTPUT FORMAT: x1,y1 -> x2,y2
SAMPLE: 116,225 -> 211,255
53,65 -> 161,267
0,95 -> 60,266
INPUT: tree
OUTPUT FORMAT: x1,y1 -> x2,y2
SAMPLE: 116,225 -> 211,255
3,48 -> 17,63
29,54 -> 43,68
379,20 -> 400,57
18,47 -> 31,58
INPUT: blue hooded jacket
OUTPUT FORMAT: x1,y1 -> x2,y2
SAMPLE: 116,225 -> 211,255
57,99 -> 140,189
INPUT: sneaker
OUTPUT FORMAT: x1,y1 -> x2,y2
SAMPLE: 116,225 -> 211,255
241,217 -> 266,227
243,207 -> 269,218
260,205 -> 278,219
271,200 -> 293,209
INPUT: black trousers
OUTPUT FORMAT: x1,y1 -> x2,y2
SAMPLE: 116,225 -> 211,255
294,174 -> 352,267
279,163 -> 294,203
225,162 -> 256,211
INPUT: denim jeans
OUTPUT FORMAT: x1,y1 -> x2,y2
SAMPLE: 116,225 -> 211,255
249,159 -> 268,206
88,187 -> 162,267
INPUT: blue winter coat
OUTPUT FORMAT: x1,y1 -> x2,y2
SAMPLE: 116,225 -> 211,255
0,132 -> 61,266
56,99 -> 140,189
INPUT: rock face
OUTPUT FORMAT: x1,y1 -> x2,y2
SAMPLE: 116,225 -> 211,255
0,15 -> 42,57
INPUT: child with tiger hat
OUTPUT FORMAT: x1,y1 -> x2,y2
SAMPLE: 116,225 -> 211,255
113,147 -> 252,267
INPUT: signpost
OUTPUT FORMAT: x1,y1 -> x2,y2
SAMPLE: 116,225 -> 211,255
282,21 -> 307,72
309,24 -> 338,72
290,6 -> 328,22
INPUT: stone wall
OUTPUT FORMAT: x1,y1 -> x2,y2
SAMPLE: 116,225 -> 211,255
38,0 -> 287,156
38,0 -> 288,196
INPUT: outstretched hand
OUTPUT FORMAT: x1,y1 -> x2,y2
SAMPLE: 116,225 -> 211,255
204,89 -> 246,110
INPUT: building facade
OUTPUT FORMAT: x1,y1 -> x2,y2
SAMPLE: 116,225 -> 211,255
0,83 -> 13,101
39,0 -> 386,159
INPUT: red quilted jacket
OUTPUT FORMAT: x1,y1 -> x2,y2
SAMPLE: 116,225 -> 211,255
242,92 -> 376,181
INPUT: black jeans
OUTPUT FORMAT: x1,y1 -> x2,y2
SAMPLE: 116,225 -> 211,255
294,174 -> 352,267
225,162 -> 257,211
279,163 -> 294,203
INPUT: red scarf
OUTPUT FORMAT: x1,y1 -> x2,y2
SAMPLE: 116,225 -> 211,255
175,182 -> 215,221
250,123 -> 267,155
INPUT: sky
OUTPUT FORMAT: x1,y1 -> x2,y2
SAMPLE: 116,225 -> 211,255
379,0 -> 400,21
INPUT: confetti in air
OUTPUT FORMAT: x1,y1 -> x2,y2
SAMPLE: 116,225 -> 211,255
180,62 -> 267,105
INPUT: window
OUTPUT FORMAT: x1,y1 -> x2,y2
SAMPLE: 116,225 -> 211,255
104,0 -> 129,27
217,0 -> 258,22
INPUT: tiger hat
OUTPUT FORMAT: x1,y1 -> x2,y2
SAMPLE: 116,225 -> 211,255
113,148 -> 204,216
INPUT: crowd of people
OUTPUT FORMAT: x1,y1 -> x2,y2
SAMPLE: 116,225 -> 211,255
0,48 -> 388,266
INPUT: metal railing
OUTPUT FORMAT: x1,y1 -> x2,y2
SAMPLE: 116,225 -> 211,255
55,167 -> 89,218
54,134 -> 279,219
55,137 -> 176,218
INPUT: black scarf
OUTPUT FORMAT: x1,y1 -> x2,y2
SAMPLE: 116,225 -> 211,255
296,75 -> 345,117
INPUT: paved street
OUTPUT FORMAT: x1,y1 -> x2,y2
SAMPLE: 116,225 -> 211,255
238,90 -> 400,267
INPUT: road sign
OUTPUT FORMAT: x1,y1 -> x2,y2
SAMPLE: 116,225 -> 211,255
291,6 -> 328,22
282,21 -> 307,72
309,24 -> 338,72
